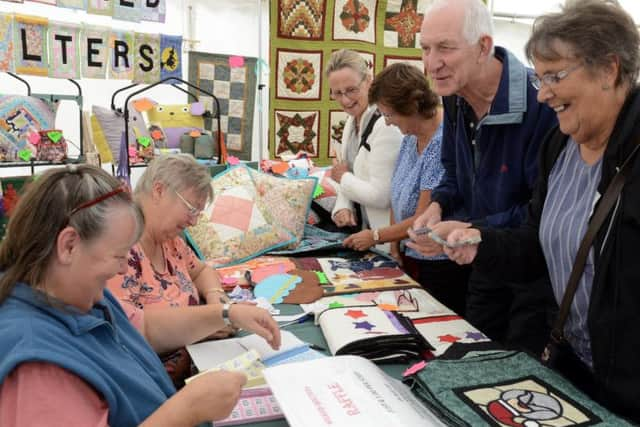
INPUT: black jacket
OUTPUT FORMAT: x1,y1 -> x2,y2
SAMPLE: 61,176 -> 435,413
474,87 -> 640,421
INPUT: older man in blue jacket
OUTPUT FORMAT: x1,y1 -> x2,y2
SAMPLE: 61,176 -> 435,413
408,0 -> 558,353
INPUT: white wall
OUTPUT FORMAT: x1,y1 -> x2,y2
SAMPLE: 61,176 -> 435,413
187,0 -> 269,161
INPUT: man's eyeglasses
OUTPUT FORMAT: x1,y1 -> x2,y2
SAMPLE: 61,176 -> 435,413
530,63 -> 582,90
330,77 -> 366,100
175,190 -> 202,217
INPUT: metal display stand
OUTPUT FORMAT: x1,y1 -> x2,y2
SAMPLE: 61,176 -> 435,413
110,77 -> 224,178
1,72 -> 84,175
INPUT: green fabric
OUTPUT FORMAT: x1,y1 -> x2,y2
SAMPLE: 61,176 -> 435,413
269,0 -> 424,165
405,350 -> 632,426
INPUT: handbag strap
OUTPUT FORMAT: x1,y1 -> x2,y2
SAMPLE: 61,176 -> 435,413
551,142 -> 640,341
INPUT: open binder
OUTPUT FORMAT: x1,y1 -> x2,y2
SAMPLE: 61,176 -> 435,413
317,305 -> 433,363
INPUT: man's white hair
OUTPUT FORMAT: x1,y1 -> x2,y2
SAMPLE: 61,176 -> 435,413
425,0 -> 494,47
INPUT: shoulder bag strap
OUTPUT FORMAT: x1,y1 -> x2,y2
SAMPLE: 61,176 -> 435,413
551,143 -> 640,341
358,110 -> 381,152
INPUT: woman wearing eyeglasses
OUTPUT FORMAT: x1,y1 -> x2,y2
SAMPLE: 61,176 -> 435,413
438,1 -> 640,421
107,154 -> 228,386
325,49 -> 403,239
0,165 -> 281,426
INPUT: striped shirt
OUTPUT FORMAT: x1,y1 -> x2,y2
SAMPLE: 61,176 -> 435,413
539,139 -> 602,368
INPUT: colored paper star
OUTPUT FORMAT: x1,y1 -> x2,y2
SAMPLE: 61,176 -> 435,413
438,334 -> 461,343
345,309 -> 366,319
465,331 -> 487,341
353,321 -> 375,331
328,301 -> 345,309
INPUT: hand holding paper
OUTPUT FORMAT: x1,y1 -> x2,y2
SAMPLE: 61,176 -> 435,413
228,304 -> 282,351
443,228 -> 482,265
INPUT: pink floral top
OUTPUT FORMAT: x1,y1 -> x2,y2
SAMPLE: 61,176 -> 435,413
107,236 -> 201,385
108,236 -> 201,309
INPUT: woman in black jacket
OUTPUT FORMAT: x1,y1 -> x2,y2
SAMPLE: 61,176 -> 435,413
416,0 -> 640,422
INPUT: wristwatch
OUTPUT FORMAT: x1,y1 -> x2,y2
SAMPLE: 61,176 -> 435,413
222,302 -> 236,327
372,228 -> 380,243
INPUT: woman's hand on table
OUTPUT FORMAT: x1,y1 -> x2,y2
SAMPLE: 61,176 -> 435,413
343,229 -> 375,251
228,304 -> 282,350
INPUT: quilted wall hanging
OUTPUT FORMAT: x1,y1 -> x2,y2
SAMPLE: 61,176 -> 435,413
188,52 -> 258,161
269,0 -> 427,165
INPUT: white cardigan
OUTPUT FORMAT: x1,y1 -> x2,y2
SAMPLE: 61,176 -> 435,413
332,105 -> 403,239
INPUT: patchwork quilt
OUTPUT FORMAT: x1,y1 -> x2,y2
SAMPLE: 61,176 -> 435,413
269,0 -> 426,165
188,52 -> 258,160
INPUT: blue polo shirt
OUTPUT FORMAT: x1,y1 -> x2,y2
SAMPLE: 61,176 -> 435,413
432,46 -> 558,228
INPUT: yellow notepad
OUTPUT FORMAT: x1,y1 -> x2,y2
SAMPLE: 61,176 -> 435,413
185,349 -> 266,388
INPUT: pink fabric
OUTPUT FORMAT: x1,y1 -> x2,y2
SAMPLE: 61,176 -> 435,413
122,302 -> 144,331
0,362 -> 109,427
107,236 -> 201,309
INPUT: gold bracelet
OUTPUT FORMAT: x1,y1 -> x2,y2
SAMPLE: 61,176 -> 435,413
206,288 -> 226,295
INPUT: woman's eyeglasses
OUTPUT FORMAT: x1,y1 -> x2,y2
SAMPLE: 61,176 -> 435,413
530,63 -> 583,90
330,77 -> 366,100
174,190 -> 202,217
396,290 -> 420,312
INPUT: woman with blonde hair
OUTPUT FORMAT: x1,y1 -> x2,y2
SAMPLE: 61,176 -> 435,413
326,49 -> 403,239
108,154 -> 231,385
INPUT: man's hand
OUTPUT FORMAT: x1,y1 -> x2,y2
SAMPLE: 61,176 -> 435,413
443,228 -> 481,265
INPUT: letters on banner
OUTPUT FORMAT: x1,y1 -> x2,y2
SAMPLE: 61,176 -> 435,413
25,0 -> 166,24
0,12 -> 182,82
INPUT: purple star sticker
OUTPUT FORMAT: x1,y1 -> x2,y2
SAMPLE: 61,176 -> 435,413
465,331 -> 487,341
353,321 -> 376,331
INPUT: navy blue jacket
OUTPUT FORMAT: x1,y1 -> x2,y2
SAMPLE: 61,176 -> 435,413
0,284 -> 176,427
432,46 -> 558,228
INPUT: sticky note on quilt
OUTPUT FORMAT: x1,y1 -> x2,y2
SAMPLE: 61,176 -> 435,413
18,149 -> 32,161
47,131 -> 62,143
133,98 -> 154,112
229,55 -> 245,68
137,136 -> 152,147
28,132 -> 41,145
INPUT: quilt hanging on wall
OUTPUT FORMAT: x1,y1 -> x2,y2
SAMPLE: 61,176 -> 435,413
188,52 -> 258,161
269,0 -> 426,165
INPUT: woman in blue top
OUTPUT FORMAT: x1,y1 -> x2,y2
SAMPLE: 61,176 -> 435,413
344,63 -> 471,314
0,165 -> 281,427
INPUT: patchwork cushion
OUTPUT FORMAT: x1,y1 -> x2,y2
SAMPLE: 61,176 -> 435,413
0,95 -> 57,161
248,168 -> 316,249
186,166 -> 295,267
